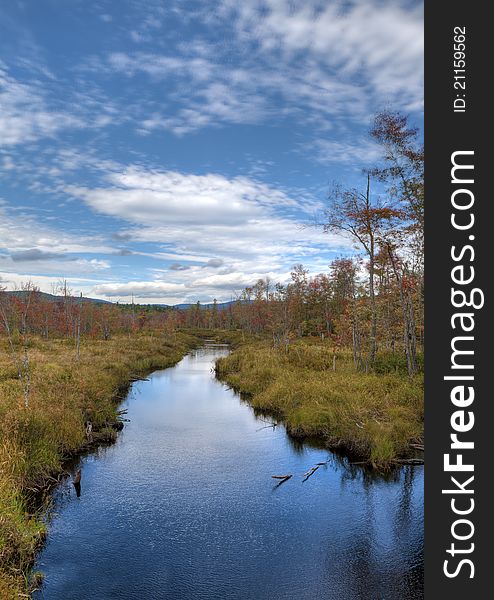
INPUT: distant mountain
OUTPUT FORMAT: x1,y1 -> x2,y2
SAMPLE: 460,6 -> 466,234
135,300 -> 239,310
171,300 -> 238,310
2,291 -> 238,310
3,290 -> 112,305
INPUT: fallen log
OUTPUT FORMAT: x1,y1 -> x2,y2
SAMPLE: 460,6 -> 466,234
302,465 -> 320,481
272,474 -> 292,488
256,423 -> 278,432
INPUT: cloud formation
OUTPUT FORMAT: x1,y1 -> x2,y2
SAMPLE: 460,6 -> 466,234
69,167 -> 305,226
102,0 -> 423,136
0,0 -> 423,303
10,248 -> 62,262
0,62 -> 83,146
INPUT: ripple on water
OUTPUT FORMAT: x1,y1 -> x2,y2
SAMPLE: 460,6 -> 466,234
34,346 -> 423,600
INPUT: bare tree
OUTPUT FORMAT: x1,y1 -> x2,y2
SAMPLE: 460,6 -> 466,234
385,242 -> 418,376
0,283 -> 36,407
76,292 -> 82,361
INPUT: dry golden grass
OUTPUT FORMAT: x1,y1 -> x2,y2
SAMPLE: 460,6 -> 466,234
0,329 -> 423,595
215,338 -> 423,467
0,331 -> 197,596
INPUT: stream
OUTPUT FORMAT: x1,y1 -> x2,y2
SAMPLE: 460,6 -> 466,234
33,344 -> 424,599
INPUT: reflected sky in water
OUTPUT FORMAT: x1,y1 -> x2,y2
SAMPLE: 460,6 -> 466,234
34,346 -> 423,600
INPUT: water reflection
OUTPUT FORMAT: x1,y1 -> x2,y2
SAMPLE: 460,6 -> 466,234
72,469 -> 82,497
34,345 -> 423,600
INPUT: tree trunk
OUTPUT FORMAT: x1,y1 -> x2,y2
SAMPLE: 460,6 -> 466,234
386,245 -> 418,376
367,175 -> 377,365
402,286 -> 418,375
369,249 -> 377,364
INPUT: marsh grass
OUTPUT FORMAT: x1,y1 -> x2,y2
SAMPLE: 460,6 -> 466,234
215,338 -> 423,468
0,329 -> 423,595
0,331 -> 197,597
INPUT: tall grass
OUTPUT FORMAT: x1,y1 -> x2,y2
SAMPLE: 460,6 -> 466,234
215,338 -> 423,467
0,331 -> 197,596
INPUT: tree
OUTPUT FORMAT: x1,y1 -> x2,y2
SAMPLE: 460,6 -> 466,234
384,240 -> 419,375
325,175 -> 402,366
370,111 -> 424,256
370,111 -> 424,374
329,258 -> 362,368
0,283 -> 36,407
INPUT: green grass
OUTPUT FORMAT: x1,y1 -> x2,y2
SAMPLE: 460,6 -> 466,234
0,331 -> 198,597
215,338 -> 423,467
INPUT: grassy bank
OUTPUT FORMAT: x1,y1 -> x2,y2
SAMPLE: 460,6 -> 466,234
0,331 -> 197,597
215,338 -> 423,468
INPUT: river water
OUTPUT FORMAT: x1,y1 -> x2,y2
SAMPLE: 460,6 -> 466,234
33,344 -> 424,600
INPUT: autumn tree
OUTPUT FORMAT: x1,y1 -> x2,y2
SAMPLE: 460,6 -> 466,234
370,111 -> 424,237
370,111 -> 424,374
325,175 -> 401,366
0,282 -> 37,407
329,258 -> 362,367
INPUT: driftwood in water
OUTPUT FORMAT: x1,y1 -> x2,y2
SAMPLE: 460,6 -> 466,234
271,474 -> 292,488
129,375 -> 150,382
302,465 -> 319,481
256,422 -> 278,432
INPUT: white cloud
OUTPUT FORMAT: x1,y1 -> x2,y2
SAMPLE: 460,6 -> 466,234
106,52 -> 269,135
0,271 -> 106,295
221,0 -> 423,112
0,165 -> 349,302
0,254 -> 111,277
0,63 -> 84,147
0,206 -> 113,256
0,59 -> 120,149
69,167 -> 304,227
88,268 -> 286,303
0,1 -> 422,303
90,281 -> 187,298
103,0 -> 422,136
306,138 -> 383,166
190,270 -> 281,291
63,165 -> 351,301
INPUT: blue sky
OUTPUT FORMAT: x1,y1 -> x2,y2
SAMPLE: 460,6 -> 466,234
0,0 -> 423,304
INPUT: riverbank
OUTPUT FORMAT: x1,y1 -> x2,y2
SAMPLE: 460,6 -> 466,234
0,331 -> 198,598
215,338 -> 423,468
31,343 -> 423,600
